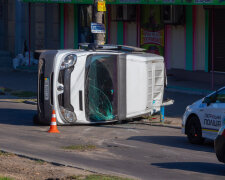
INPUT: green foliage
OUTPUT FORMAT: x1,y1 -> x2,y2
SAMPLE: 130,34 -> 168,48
10,91 -> 36,98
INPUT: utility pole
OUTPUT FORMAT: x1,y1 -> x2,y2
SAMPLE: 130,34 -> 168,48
93,0 -> 106,45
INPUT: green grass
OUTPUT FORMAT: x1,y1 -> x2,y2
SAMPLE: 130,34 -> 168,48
13,99 -> 37,103
0,87 -> 36,98
0,176 -> 14,180
0,87 -> 12,93
62,145 -> 97,151
0,151 -> 14,157
34,159 -> 45,165
3,88 -> 13,93
10,91 -> 36,98
67,174 -> 133,180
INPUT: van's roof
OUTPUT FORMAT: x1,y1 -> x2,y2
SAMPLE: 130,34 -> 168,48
79,43 -> 146,53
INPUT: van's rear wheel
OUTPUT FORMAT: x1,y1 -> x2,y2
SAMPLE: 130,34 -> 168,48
186,116 -> 204,144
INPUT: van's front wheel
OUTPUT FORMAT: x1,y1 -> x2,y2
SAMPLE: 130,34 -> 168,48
186,116 -> 204,144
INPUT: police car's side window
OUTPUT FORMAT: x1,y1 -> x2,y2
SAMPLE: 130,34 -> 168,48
216,89 -> 225,103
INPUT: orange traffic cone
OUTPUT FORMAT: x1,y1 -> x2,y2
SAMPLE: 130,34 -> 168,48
48,110 -> 60,133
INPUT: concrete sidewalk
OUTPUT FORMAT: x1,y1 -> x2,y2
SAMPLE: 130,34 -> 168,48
0,68 -> 224,95
0,68 -> 216,128
166,69 -> 225,95
0,69 -> 37,92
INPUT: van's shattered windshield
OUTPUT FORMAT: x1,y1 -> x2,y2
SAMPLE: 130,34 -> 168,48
85,54 -> 117,122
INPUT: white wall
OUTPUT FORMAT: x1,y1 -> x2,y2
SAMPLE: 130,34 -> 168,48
126,22 -> 137,46
170,25 -> 186,69
169,6 -> 206,71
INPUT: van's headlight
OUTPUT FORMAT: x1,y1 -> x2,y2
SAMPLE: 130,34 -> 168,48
60,54 -> 77,70
60,107 -> 76,122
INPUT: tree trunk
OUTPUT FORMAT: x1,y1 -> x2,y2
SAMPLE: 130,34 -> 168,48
93,0 -> 105,45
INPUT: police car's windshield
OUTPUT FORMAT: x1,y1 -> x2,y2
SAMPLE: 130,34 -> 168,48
85,54 -> 118,122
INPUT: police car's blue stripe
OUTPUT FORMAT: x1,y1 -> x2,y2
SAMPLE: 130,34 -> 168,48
202,127 -> 218,132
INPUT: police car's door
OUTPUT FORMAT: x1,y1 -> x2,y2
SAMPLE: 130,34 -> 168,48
200,88 -> 225,140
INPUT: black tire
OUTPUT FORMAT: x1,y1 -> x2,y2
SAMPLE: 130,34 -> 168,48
186,116 -> 205,144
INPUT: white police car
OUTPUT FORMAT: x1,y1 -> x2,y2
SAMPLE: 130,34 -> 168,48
182,87 -> 225,144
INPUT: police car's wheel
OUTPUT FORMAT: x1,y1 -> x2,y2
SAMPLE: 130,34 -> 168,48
186,116 -> 204,144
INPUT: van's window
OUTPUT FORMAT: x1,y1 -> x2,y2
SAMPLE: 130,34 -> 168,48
85,54 -> 117,122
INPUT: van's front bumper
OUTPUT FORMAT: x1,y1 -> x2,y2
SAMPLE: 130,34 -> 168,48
38,50 -> 77,125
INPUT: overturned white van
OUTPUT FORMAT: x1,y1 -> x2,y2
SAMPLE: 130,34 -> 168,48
35,44 -> 166,125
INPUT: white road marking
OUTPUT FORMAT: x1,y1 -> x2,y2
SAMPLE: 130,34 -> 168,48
127,129 -> 140,133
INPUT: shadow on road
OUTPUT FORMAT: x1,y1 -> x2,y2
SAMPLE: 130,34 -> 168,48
152,162 -> 225,176
163,91 -> 203,118
0,108 -> 36,126
127,136 -> 214,153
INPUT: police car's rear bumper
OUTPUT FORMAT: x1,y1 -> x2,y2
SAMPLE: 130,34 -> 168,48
215,135 -> 225,163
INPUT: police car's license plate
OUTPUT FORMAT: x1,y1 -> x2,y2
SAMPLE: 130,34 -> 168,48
44,78 -> 49,101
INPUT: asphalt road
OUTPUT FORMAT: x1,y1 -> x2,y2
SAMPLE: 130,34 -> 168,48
0,92 -> 225,180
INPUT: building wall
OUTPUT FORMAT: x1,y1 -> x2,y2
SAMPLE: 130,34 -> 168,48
109,5 -> 137,46
195,5 -> 205,71
65,4 -> 74,49
34,3 -> 60,51
126,22 -> 137,46
1,1 -> 208,71
2,1 -> 60,56
0,0 -> 8,51
170,25 -> 186,69
45,4 -> 60,50
35,4 -> 45,50
167,6 -> 206,71
7,0 -> 15,54
110,21 -> 117,44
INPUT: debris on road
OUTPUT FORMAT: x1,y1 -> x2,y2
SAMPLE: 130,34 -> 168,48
62,144 -> 97,152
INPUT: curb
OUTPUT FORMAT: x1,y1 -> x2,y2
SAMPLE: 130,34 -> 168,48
23,100 -> 37,105
14,68 -> 37,73
0,148 -> 136,180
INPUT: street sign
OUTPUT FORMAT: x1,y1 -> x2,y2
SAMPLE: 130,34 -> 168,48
98,1 -> 106,12
91,23 -> 106,33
